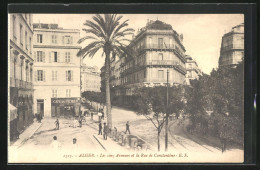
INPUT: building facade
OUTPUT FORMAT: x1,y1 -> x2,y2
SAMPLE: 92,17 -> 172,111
185,55 -> 202,85
33,23 -> 81,117
81,64 -> 101,93
218,23 -> 244,67
101,20 -> 187,106
9,14 -> 34,139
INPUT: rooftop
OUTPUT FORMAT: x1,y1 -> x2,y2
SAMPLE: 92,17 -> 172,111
33,23 -> 80,31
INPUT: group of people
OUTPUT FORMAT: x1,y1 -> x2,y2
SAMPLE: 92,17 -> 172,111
35,113 -> 43,123
98,121 -> 131,140
50,136 -> 78,150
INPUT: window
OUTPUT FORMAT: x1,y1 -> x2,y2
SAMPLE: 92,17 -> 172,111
66,70 -> 73,81
65,52 -> 71,63
13,15 -> 16,39
158,70 -> 164,78
64,36 -> 72,44
37,51 -> 43,62
25,31 -> 28,50
37,34 -> 43,43
52,35 -> 57,44
52,71 -> 57,81
158,38 -> 163,48
20,24 -> 23,45
53,52 -> 58,62
148,37 -> 152,47
37,70 -> 43,81
158,53 -> 163,60
66,89 -> 71,97
52,89 -> 57,98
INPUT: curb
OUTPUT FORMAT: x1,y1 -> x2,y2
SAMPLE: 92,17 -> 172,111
13,122 -> 43,149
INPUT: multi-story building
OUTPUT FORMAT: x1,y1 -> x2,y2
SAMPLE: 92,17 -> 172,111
81,64 -> 101,93
185,55 -> 202,85
33,23 -> 81,117
101,20 -> 187,106
218,23 -> 244,67
9,14 -> 34,139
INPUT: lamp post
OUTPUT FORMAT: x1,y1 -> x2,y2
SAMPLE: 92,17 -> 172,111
165,69 -> 169,151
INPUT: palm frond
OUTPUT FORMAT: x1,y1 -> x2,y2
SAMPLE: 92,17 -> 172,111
84,20 -> 106,38
77,36 -> 100,44
111,19 -> 130,39
77,41 -> 103,57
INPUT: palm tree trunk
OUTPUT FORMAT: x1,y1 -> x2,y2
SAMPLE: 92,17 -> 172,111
105,52 -> 112,128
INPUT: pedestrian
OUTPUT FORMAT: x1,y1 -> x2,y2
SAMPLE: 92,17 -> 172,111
125,121 -> 131,134
54,118 -> 59,130
101,111 -> 104,120
50,136 -> 61,150
98,122 -> 102,135
72,138 -> 78,150
91,112 -> 93,120
103,123 -> 107,140
78,117 -> 82,128
73,117 -> 77,128
39,113 -> 42,123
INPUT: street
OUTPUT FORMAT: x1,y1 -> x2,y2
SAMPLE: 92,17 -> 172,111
9,105 -> 243,163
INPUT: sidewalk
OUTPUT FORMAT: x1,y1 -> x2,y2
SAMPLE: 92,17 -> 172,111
10,120 -> 42,149
85,115 -> 130,152
86,114 -> 154,152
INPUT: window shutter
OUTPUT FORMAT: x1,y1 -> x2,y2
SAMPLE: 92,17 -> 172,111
70,53 -> 73,63
43,70 -> 46,81
49,52 -> 52,63
52,71 -> 54,81
56,71 -> 58,81
34,70 -> 37,82
57,52 -> 60,62
42,51 -> 45,62
64,52 -> 66,63
66,71 -> 68,81
71,70 -> 73,81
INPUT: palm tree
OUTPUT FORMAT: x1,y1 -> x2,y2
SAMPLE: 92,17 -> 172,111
77,14 -> 134,128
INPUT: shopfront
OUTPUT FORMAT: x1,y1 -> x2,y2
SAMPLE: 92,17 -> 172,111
51,98 -> 81,118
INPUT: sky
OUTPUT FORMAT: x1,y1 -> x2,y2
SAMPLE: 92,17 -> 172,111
33,14 -> 244,74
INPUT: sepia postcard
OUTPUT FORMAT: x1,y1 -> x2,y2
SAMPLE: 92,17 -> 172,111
8,13 -> 245,163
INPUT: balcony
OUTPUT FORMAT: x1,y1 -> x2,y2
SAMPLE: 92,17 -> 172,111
10,77 -> 33,89
148,60 -> 186,74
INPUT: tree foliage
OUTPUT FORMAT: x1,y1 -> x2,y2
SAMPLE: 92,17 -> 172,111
133,86 -> 185,151
186,61 -> 244,144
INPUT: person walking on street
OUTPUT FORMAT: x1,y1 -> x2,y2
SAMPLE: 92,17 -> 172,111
101,110 -> 104,120
39,113 -> 42,123
54,118 -> 59,130
125,121 -> 131,134
103,123 -> 108,140
98,122 -> 102,135
78,117 -> 82,128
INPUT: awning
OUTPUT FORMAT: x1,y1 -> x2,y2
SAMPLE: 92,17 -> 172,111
9,103 -> 17,121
